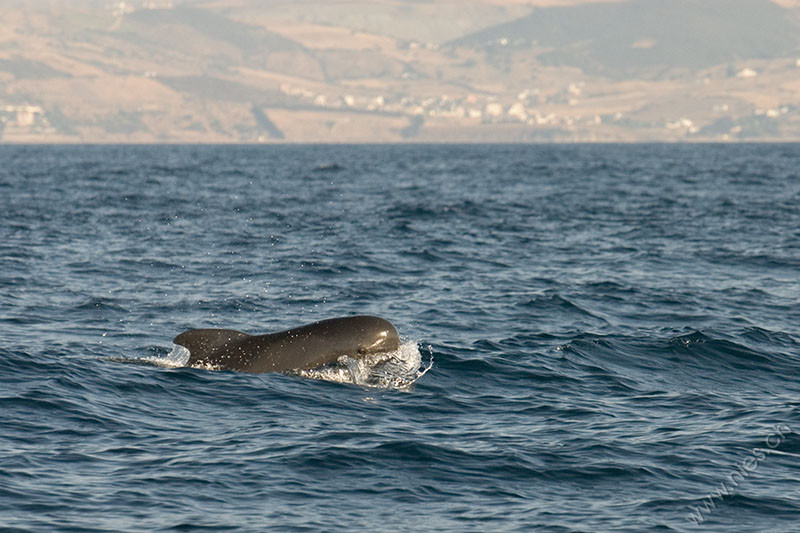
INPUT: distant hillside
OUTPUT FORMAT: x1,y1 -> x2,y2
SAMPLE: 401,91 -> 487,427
1,0 -> 799,142
224,0 -> 531,44
449,0 -> 800,77
120,7 -> 301,55
96,6 -> 321,80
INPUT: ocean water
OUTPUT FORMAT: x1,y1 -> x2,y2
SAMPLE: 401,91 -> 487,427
1,143 -> 799,532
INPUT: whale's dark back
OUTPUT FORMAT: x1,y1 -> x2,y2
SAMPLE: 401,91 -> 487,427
173,315 -> 400,373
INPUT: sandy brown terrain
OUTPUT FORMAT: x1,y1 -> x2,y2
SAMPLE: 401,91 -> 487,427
0,0 -> 798,142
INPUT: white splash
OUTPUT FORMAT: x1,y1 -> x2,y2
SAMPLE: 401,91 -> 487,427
165,344 -> 191,367
294,341 -> 433,390
133,344 -> 190,368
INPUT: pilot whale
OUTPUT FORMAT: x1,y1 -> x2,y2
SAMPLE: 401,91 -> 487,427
173,315 -> 400,373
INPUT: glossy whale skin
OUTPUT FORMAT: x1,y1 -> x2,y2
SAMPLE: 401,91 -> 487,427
173,315 -> 400,373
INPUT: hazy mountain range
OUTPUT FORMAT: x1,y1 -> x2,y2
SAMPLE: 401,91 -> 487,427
1,0 -> 799,142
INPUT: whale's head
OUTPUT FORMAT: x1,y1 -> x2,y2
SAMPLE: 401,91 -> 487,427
345,316 -> 400,356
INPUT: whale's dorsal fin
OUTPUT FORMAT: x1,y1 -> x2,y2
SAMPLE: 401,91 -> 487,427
173,329 -> 249,359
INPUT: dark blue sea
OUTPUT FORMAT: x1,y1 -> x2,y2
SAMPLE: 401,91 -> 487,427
1,144 -> 799,532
